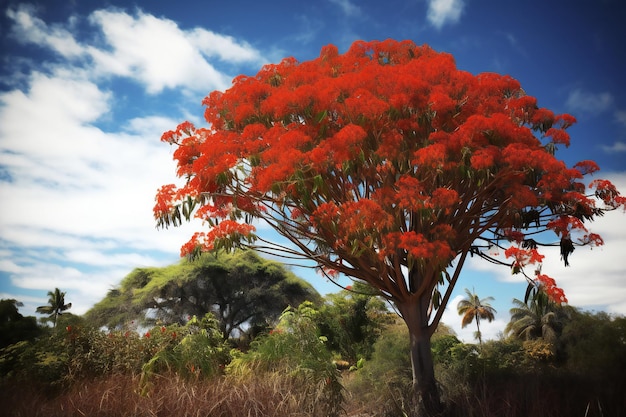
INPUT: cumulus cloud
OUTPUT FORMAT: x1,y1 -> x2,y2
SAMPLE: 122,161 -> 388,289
0,5 -> 266,317
6,4 -> 85,59
5,4 -> 266,95
427,0 -> 465,29
87,10 -> 240,94
565,89 -> 614,116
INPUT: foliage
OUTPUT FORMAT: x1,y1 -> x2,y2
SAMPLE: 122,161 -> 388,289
36,288 -> 72,328
154,38 -> 624,415
141,313 -> 231,386
227,302 -> 343,417
0,299 -> 41,348
346,319 -> 414,416
86,250 -> 321,340
505,289 -> 572,345
315,281 -> 392,363
1,291 -> 625,417
560,309 -> 626,377
430,333 -> 462,366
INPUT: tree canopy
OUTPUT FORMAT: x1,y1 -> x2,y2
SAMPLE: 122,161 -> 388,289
154,39 -> 625,416
0,299 -> 41,348
86,250 -> 321,339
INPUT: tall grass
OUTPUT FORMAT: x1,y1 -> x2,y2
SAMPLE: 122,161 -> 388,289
3,365 -> 625,417
2,372 -> 327,417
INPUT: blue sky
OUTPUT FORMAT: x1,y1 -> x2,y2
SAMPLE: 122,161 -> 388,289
1,0 -> 625,341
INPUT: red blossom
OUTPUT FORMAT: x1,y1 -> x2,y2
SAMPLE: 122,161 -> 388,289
545,127 -> 571,147
547,216 -> 587,238
573,160 -> 600,175
536,274 -> 568,304
153,184 -> 177,217
554,113 -> 577,129
153,41 -> 622,367
590,179 -> 626,209
580,233 -> 604,247
505,246 -> 545,268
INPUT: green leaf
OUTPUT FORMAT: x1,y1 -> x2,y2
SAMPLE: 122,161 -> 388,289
433,288 -> 442,310
313,175 -> 324,193
315,109 -> 328,124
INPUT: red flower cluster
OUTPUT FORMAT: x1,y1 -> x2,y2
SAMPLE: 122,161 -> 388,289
504,246 -> 545,269
536,274 -> 567,304
179,221 -> 256,257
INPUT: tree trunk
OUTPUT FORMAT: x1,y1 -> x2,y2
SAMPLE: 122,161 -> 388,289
398,299 -> 446,417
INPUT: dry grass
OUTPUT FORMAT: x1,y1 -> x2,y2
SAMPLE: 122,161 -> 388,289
3,370 -> 623,417
1,373 -> 335,417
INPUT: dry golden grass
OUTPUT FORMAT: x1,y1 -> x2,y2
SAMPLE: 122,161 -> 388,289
2,373 -> 332,417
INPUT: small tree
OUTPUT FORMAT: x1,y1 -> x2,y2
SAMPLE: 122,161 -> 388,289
154,40 -> 625,416
36,288 -> 72,328
457,288 -> 496,346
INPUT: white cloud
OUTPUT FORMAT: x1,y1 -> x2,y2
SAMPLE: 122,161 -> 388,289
6,4 -> 85,59
601,141 -> 626,152
5,5 -> 266,95
0,5 -> 267,319
188,29 -> 265,63
427,0 -> 465,29
329,0 -> 361,17
87,9 -> 234,94
565,89 -> 614,116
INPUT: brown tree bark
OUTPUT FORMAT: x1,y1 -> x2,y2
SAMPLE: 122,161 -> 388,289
398,298 -> 446,417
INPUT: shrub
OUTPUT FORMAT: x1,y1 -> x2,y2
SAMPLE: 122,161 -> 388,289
227,302 -> 343,417
141,313 -> 231,387
346,319 -> 414,416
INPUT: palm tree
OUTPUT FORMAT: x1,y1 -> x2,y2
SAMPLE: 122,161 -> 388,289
36,288 -> 72,328
505,289 -> 563,343
457,288 -> 497,346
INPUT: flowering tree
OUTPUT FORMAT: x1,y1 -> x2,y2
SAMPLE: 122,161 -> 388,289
154,40 -> 624,416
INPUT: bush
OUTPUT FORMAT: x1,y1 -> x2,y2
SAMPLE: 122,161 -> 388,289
346,319 -> 414,416
141,313 -> 231,386
227,302 -> 343,417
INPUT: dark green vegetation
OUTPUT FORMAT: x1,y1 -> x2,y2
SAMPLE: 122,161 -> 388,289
85,250 -> 321,341
1,252 -> 625,417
